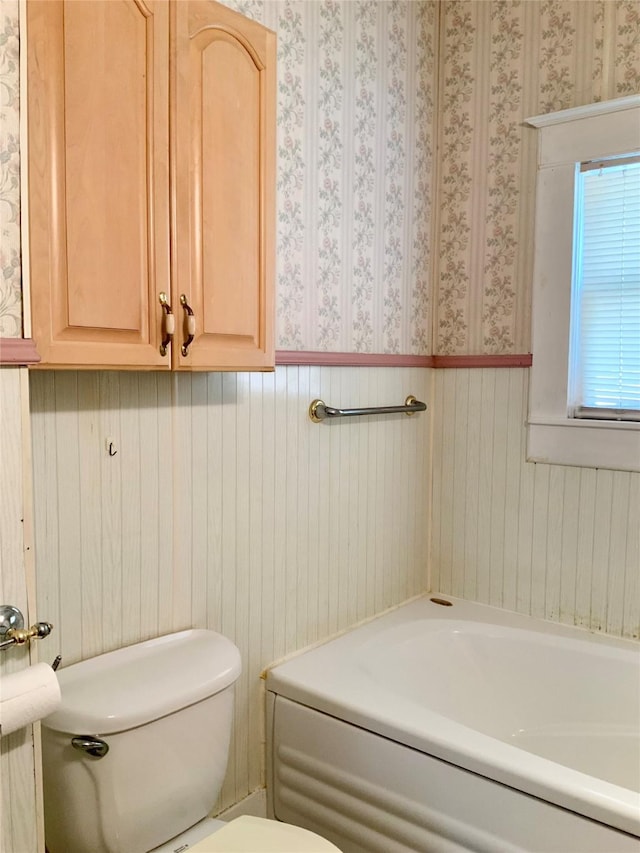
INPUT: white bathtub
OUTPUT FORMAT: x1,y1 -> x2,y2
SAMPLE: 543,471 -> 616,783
266,596 -> 640,853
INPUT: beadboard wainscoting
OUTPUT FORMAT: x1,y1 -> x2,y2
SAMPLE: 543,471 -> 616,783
431,368 -> 640,640
30,365 -> 431,809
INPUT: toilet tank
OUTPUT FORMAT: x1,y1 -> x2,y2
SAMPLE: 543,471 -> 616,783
41,630 -> 241,853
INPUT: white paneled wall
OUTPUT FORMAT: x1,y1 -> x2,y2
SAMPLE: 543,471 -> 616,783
431,368 -> 640,640
30,365 -> 431,808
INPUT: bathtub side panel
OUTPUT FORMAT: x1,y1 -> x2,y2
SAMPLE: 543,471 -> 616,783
270,695 -> 640,853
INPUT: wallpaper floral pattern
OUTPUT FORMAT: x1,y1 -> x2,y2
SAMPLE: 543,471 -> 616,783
435,0 -> 640,355
352,1 -> 378,352
410,2 -> 436,355
0,0 -> 21,337
224,0 -> 437,354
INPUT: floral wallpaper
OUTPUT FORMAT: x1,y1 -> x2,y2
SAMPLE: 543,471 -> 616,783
0,0 -> 21,337
435,0 -> 640,356
224,0 -> 437,355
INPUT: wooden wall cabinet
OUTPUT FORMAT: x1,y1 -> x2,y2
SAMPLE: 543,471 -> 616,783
27,0 -> 275,371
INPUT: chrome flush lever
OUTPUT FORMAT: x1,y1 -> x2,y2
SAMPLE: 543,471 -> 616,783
71,736 -> 109,759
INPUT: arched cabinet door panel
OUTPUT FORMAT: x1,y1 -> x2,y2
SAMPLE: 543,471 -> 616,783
27,0 -> 171,368
172,1 -> 275,371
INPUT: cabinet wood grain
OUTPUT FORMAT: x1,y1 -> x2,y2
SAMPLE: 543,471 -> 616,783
27,0 -> 275,372
27,0 -> 171,368
172,0 -> 275,370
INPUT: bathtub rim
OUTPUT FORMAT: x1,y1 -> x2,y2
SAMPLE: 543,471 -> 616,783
266,594 -> 640,838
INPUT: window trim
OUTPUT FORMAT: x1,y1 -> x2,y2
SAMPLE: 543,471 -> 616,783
525,95 -> 640,473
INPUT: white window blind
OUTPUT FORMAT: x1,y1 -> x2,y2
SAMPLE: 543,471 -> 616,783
569,156 -> 640,420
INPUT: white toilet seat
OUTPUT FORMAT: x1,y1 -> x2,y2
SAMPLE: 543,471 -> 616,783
187,815 -> 342,852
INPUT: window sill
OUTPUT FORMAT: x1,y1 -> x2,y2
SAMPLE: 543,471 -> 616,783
527,419 -> 640,472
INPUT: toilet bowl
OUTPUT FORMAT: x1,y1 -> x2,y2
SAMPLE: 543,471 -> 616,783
154,815 -> 341,852
41,630 -> 341,853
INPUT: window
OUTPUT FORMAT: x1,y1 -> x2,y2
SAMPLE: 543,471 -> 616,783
526,96 -> 640,472
569,156 -> 640,421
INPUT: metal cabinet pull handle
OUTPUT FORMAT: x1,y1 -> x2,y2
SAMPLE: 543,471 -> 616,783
180,294 -> 196,356
158,293 -> 175,356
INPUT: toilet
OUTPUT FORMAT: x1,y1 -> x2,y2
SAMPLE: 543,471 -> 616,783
41,630 -> 340,853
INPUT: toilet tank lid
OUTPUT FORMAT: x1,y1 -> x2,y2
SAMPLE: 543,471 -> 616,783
43,630 -> 241,735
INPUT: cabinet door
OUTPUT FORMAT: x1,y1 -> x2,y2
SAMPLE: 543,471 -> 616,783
172,0 -> 275,371
27,0 -> 171,368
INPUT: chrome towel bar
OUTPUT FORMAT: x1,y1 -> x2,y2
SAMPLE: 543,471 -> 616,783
309,395 -> 426,423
